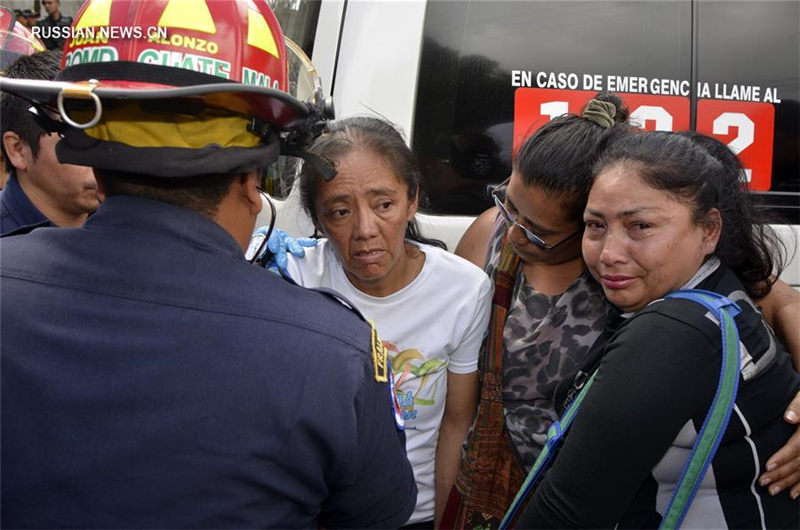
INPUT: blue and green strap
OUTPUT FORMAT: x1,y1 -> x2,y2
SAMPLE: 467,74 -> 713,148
499,289 -> 742,529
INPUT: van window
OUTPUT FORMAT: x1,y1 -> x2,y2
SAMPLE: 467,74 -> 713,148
268,0 -> 321,58
412,0 -> 799,222
695,1 -> 798,220
262,0 -> 322,197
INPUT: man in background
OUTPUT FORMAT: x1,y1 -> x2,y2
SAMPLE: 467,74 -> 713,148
0,50 -> 98,236
35,0 -> 71,50
21,9 -> 38,29
1,6 -> 47,190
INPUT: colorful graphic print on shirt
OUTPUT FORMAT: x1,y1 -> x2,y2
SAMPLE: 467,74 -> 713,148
386,341 -> 448,427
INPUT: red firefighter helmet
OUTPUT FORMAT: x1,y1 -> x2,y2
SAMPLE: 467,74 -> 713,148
0,7 -> 46,74
0,0 -> 332,177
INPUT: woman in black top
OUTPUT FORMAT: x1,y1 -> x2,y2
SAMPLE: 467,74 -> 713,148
517,131 -> 800,528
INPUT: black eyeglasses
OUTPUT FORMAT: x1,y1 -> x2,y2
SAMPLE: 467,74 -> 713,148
491,181 -> 582,250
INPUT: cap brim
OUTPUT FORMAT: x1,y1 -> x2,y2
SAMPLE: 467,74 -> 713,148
0,76 -> 312,130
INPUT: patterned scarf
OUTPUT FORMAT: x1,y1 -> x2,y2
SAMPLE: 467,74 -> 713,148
441,234 -> 526,529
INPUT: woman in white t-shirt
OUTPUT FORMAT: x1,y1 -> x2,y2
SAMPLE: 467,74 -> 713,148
281,117 -> 491,528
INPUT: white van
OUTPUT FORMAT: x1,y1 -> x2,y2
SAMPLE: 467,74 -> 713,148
264,0 -> 799,287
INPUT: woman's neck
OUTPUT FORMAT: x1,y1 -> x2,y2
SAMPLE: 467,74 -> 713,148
521,255 -> 585,296
351,241 -> 426,298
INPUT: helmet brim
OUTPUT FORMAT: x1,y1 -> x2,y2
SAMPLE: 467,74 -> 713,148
0,76 -> 314,130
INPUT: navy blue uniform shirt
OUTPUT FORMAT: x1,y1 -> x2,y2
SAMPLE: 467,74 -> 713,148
1,195 -> 416,528
0,173 -> 51,237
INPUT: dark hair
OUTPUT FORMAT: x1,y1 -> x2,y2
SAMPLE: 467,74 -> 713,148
299,116 -> 446,249
1,50 -> 62,162
513,91 -> 630,223
97,169 -> 238,218
594,130 -> 785,299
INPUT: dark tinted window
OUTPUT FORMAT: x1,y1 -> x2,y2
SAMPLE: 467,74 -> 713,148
413,0 -> 798,221
696,1 -> 799,221
268,0 -> 321,57
263,0 -> 322,198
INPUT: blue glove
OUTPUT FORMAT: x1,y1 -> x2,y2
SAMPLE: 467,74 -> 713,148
250,226 -> 317,276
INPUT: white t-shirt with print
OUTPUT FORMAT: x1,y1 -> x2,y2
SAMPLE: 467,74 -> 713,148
287,239 -> 491,524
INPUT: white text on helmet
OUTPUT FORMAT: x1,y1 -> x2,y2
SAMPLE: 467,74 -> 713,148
65,46 -> 119,67
147,33 -> 219,55
137,49 -> 230,79
242,67 -> 280,90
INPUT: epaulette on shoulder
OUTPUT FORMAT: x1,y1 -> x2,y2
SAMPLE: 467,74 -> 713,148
367,318 -> 389,383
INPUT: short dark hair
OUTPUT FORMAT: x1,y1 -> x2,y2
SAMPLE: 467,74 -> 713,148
1,50 -> 62,162
299,116 -> 445,249
97,170 -> 239,218
514,91 -> 630,223
594,130 -> 785,299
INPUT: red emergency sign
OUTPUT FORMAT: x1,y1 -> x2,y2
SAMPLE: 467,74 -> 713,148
621,93 -> 690,132
514,88 -> 776,191
696,100 -> 775,191
513,88 -> 597,148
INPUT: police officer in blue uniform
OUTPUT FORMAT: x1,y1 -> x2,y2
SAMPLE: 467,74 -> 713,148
0,0 -> 416,527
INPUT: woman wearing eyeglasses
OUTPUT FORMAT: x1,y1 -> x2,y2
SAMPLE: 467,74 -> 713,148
443,92 -> 800,528
442,94 -> 623,529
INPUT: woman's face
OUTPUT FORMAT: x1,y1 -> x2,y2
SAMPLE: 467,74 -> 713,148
502,170 -> 583,265
314,148 -> 418,295
582,163 -> 720,313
